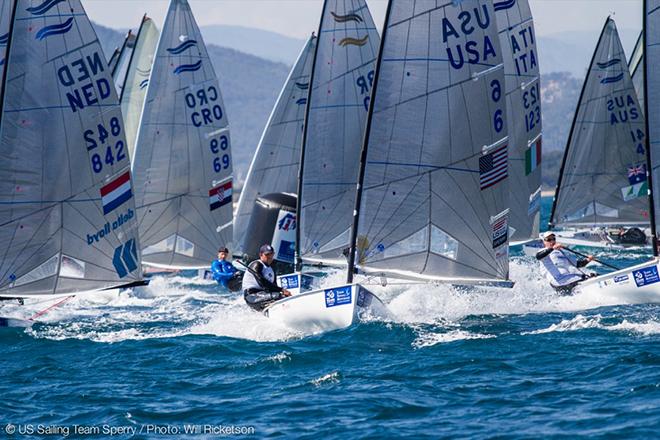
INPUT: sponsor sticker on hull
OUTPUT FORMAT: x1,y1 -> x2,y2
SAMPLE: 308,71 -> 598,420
279,275 -> 299,290
325,286 -> 352,308
632,266 -> 660,287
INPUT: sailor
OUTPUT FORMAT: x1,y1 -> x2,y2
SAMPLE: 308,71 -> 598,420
536,231 -> 595,294
211,247 -> 237,289
241,244 -> 291,311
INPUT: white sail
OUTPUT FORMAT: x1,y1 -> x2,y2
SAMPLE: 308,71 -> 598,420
132,0 -> 233,269
119,16 -> 159,160
298,0 -> 380,266
550,18 -> 648,229
352,0 -> 510,284
111,30 -> 136,97
495,0 -> 542,242
234,36 -> 316,255
0,0 -> 143,297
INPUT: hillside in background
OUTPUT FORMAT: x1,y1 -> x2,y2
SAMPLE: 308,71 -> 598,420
94,22 -> 290,185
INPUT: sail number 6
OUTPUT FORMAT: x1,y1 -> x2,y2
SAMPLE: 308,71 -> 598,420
490,79 -> 504,133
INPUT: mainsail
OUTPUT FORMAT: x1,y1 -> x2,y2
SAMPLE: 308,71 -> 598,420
118,16 -> 159,160
297,0 -> 380,268
349,0 -> 510,284
111,30 -> 136,97
0,0 -> 143,297
495,0 -> 542,243
550,18 -> 648,229
132,0 -> 233,269
233,36 -> 316,255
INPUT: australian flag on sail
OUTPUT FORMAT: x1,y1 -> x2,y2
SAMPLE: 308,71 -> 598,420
100,172 -> 133,215
209,180 -> 232,212
479,145 -> 508,190
628,164 -> 647,185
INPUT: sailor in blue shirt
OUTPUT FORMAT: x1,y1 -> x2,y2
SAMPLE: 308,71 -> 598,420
211,247 -> 237,289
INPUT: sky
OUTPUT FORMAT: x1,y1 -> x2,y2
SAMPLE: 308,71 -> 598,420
83,0 -> 643,40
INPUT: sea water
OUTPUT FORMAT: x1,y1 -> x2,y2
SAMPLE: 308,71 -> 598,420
1,198 -> 658,438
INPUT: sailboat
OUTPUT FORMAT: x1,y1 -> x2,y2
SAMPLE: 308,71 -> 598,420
110,30 -> 136,97
546,14 -> 660,303
629,31 -> 644,111
0,0 -> 146,324
495,0 -> 542,246
132,0 -> 233,270
266,0 -> 512,332
548,18 -> 652,250
233,35 -> 316,264
114,15 -> 159,160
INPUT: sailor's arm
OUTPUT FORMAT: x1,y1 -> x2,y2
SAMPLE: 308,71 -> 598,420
535,248 -> 553,260
249,261 -> 283,292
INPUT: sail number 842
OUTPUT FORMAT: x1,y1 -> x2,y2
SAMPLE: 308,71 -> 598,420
84,117 -> 126,174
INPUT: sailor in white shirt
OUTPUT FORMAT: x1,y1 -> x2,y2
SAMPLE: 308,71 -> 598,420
535,231 -> 594,294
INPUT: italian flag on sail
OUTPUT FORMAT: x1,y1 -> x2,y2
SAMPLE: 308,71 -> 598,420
525,139 -> 542,175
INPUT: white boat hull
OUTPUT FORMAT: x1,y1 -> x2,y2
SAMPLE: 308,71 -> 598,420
576,257 -> 660,303
264,284 -> 388,334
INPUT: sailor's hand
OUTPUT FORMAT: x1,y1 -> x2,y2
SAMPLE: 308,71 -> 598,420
282,289 -> 292,297
587,255 -> 594,262
552,243 -> 563,250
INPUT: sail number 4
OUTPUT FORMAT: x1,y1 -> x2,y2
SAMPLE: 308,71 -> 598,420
84,117 -> 126,173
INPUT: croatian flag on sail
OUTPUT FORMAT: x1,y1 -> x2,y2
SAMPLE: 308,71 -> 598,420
209,180 -> 232,211
100,172 -> 133,215
479,145 -> 508,190
627,164 -> 647,185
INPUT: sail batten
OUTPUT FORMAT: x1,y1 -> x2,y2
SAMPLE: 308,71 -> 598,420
132,0 -> 233,269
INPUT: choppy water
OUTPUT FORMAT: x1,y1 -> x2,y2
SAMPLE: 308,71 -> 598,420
1,200 -> 659,438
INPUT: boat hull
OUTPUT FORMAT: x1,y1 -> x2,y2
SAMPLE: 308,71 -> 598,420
576,257 -> 660,303
264,284 -> 388,334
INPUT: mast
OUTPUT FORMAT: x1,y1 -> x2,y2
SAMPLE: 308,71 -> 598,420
119,14 -> 147,103
0,0 -> 18,130
643,0 -> 659,256
111,29 -> 133,78
346,1 -> 393,284
295,0 -> 327,273
549,17 -> 612,229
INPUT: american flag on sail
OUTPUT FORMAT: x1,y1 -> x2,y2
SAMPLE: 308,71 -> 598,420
627,164 -> 647,185
209,180 -> 232,212
479,145 -> 508,190
491,213 -> 508,249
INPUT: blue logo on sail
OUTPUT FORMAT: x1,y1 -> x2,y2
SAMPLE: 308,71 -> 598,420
139,79 -> 149,89
493,0 -> 516,11
173,60 -> 202,75
0,32 -> 9,46
27,0 -> 66,15
295,82 -> 309,90
596,58 -> 621,69
296,98 -> 307,105
167,39 -> 198,55
600,73 -> 623,84
35,17 -> 74,41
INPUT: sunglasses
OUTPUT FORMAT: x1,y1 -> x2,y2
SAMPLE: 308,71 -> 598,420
544,237 -> 556,242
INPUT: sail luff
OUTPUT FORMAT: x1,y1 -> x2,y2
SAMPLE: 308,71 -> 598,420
295,1 -> 327,273
0,0 -> 17,129
347,0 -> 394,284
644,0 -> 659,255
119,14 -> 147,103
110,30 -> 131,77
234,35 -> 315,256
549,20 -> 610,229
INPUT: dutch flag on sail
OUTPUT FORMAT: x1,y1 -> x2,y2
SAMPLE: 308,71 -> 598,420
100,172 -> 133,215
209,180 -> 232,212
479,145 -> 508,190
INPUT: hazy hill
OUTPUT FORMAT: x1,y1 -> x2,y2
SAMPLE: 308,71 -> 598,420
93,22 -> 290,185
